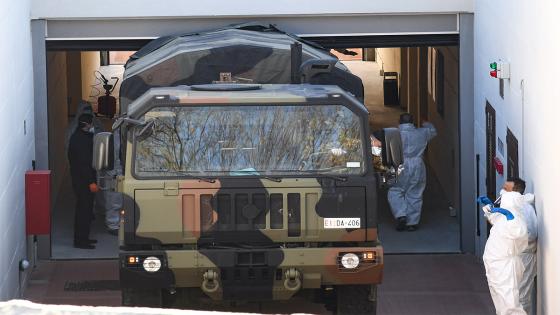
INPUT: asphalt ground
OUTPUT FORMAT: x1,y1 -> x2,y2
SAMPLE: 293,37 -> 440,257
23,254 -> 494,315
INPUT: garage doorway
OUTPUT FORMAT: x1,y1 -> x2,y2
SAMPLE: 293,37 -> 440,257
46,50 -> 133,259
334,46 -> 461,253
40,30 -> 466,258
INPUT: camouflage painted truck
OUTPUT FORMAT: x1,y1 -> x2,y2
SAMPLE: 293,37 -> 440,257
92,24 -> 403,314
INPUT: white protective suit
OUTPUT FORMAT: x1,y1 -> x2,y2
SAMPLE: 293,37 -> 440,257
519,193 -> 537,315
387,122 -> 437,225
98,129 -> 123,232
483,191 -> 529,315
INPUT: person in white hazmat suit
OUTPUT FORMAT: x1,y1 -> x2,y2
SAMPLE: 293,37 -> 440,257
501,178 -> 537,315
483,191 -> 529,315
387,113 -> 437,231
65,101 -> 121,234
100,129 -> 123,235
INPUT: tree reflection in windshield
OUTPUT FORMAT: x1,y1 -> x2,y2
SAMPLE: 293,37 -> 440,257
135,105 -> 364,177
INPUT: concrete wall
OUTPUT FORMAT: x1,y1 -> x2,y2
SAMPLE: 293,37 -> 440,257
407,48 -> 420,117
377,48 -> 401,75
398,46 -> 460,209
46,52 -> 69,201
66,52 -> 82,117
80,52 -> 101,110
400,48 -> 409,110
31,0 -> 473,19
474,1 -> 560,313
425,46 -> 460,209
0,0 -> 35,299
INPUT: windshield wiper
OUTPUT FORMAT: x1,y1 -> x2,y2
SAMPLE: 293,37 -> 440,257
166,171 -> 217,183
262,176 -> 282,183
270,170 -> 348,182
315,173 -> 348,182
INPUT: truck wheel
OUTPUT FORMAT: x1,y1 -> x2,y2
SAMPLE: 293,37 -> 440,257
122,288 -> 162,307
162,288 -> 201,309
335,285 -> 377,315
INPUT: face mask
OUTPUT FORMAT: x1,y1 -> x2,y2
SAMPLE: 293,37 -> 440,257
372,146 -> 382,156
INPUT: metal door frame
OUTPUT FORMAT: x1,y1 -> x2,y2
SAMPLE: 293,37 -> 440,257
31,14 -> 475,258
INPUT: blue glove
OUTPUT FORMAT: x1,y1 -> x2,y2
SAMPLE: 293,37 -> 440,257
491,207 -> 515,221
477,196 -> 494,206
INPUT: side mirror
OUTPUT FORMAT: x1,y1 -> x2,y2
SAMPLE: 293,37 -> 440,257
112,116 -> 145,131
93,132 -> 114,171
299,59 -> 337,83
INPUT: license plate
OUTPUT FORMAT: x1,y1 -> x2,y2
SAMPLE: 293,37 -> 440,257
323,218 -> 361,229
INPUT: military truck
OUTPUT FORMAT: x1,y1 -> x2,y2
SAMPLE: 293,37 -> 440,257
92,24 -> 403,314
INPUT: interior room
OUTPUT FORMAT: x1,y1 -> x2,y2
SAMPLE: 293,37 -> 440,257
47,50 -> 133,259
333,47 -> 461,253
46,45 -> 460,258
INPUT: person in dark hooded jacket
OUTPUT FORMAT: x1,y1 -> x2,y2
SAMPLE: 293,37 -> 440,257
68,113 -> 99,249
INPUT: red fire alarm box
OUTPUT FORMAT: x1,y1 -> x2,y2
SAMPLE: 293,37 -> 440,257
25,170 -> 51,235
493,157 -> 504,176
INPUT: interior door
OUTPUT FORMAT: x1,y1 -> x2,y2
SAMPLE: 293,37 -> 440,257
506,128 -> 519,179
485,102 -> 496,238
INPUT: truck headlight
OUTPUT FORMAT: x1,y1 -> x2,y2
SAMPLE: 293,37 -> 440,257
340,253 -> 360,269
143,256 -> 161,273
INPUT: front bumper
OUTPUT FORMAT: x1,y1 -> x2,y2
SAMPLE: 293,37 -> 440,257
120,245 -> 383,300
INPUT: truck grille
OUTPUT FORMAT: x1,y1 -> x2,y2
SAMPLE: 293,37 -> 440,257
199,192 -> 301,234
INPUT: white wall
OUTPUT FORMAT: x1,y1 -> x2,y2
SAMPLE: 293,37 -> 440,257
474,1 -> 560,313
0,0 -> 35,299
80,52 -> 101,108
377,48 -> 401,76
31,0 -> 473,19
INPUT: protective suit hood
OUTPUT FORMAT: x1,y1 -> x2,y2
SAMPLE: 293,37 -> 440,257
499,191 -> 524,216
523,193 -> 535,205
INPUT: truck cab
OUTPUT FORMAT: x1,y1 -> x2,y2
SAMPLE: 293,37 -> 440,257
93,83 -> 402,314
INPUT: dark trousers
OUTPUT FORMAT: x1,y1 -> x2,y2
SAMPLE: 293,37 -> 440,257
72,181 -> 94,243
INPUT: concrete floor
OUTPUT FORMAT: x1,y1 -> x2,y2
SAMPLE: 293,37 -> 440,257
342,60 -> 460,253
51,174 -> 118,259
378,165 -> 461,253
23,254 -> 495,314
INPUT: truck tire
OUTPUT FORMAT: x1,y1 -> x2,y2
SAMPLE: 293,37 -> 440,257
335,285 -> 377,315
121,288 -> 162,307
161,288 -> 201,309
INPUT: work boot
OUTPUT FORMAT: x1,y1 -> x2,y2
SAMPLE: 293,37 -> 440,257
74,242 -> 95,249
396,216 -> 407,231
406,225 -> 418,232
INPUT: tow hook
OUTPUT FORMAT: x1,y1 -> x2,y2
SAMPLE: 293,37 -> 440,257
284,268 -> 302,292
201,270 -> 220,293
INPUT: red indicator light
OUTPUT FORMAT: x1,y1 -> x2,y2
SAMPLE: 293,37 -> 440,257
490,70 -> 498,78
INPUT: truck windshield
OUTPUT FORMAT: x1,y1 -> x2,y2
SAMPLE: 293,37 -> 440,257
134,104 -> 365,177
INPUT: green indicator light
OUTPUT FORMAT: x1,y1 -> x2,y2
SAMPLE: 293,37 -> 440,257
490,62 -> 497,70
